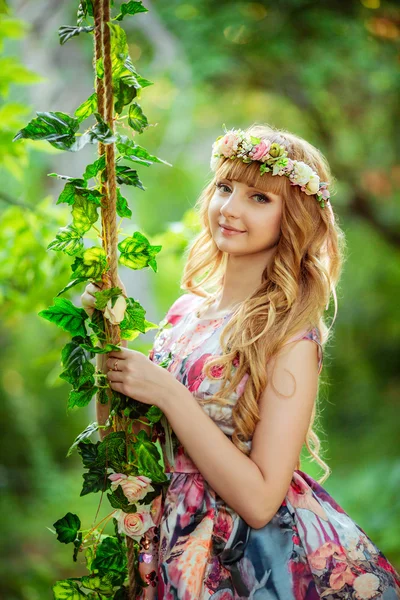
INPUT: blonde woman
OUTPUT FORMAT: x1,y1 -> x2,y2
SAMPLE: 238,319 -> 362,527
81,124 -> 400,599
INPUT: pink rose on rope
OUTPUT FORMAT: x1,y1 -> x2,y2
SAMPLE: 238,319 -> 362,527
249,139 -> 271,162
114,508 -> 154,540
108,473 -> 155,504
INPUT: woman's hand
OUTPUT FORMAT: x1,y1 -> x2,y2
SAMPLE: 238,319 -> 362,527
106,347 -> 177,410
81,277 -> 127,318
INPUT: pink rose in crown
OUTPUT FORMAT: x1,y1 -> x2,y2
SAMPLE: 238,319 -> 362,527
108,473 -> 154,504
250,139 -> 271,161
115,508 -> 154,540
218,132 -> 240,157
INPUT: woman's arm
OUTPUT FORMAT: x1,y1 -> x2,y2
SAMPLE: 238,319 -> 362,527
159,339 -> 319,529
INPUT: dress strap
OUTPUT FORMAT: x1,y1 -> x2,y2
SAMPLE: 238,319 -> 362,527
283,327 -> 323,375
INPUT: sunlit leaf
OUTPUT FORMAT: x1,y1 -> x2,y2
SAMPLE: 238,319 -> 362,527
38,298 -> 88,337
114,1 -> 148,22
118,231 -> 161,272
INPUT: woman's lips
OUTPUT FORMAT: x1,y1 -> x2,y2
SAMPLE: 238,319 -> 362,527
219,225 -> 246,236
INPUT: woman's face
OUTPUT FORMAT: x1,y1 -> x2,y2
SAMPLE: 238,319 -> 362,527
208,177 -> 283,256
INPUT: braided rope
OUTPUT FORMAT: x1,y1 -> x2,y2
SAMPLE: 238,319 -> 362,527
93,1 -> 138,597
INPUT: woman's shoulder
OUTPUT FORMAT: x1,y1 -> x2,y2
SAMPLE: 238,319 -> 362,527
282,326 -> 323,375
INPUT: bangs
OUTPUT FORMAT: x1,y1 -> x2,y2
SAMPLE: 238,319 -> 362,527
215,157 -> 290,198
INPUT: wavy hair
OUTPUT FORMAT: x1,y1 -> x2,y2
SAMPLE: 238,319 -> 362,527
180,123 -> 346,484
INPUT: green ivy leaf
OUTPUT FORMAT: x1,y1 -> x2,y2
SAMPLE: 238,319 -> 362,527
89,112 -> 118,144
116,134 -> 172,168
58,25 -> 94,45
80,572 -> 122,593
97,431 -> 127,473
75,92 -> 98,123
118,297 -> 146,340
115,1 -> 148,22
47,224 -> 84,256
131,429 -> 167,483
80,342 -> 121,354
77,0 -> 94,26
97,387 -> 110,405
67,422 -> 100,457
56,278 -> 88,297
60,337 -> 94,387
71,196 -> 100,235
91,536 -> 128,574
71,247 -> 108,279
115,165 -> 145,189
116,188 -> 132,218
145,405 -> 163,424
81,467 -> 109,496
114,78 -> 138,115
96,56 -> 104,79
49,175 -> 87,191
52,579 -> 86,599
13,111 -> 80,151
87,309 -> 107,345
82,154 -> 106,182
53,512 -> 81,544
77,440 -> 100,468
127,102 -> 148,134
67,387 -> 96,410
118,232 -> 161,273
38,298 -> 88,337
73,532 -> 83,562
92,287 -> 123,310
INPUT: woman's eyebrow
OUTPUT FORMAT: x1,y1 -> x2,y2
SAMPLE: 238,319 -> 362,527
223,178 -> 269,193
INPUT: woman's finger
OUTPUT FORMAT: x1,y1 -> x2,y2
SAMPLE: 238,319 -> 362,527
106,357 -> 125,371
107,370 -> 125,385
86,282 -> 103,296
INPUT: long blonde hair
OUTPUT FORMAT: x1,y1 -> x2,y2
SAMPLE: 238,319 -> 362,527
180,123 -> 346,484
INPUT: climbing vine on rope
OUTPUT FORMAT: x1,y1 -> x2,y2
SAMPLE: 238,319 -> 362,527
13,1 -> 172,598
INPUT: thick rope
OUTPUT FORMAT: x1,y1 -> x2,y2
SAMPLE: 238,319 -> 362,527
93,1 -> 138,597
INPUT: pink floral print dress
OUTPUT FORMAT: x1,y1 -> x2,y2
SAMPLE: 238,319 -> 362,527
136,293 -> 400,599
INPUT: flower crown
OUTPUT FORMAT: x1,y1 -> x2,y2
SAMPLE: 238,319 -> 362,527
210,127 -> 332,210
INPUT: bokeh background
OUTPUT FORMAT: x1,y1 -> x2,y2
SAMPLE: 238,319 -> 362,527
1,0 -> 399,597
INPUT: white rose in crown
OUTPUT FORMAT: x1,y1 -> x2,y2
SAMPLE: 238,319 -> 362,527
291,161 -> 315,186
304,172 -> 320,195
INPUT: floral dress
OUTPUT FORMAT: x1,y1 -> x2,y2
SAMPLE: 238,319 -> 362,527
137,293 -> 400,600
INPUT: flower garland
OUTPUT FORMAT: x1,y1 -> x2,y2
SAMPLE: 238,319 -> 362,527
210,127 -> 332,210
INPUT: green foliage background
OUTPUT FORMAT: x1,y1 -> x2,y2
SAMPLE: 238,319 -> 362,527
0,0 -> 399,598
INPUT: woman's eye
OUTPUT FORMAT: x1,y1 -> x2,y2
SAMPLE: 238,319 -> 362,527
253,194 -> 270,204
215,182 -> 230,192
215,182 -> 269,204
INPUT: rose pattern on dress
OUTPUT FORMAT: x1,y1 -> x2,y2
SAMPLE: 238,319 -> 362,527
135,293 -> 400,599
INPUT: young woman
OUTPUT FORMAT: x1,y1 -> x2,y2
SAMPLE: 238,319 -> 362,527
81,124 -> 400,599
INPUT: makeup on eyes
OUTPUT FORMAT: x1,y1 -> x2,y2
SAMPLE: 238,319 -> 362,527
214,180 -> 271,204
